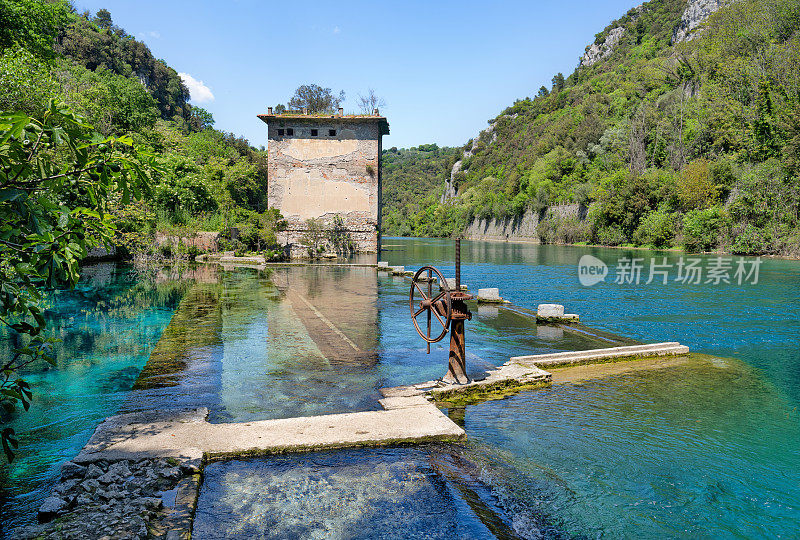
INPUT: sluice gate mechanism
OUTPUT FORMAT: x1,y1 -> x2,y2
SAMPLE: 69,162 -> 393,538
409,239 -> 473,384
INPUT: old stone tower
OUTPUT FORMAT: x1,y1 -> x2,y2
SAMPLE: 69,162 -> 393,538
258,108 -> 389,254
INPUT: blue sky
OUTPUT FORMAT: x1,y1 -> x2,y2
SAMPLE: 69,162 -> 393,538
75,0 -> 640,149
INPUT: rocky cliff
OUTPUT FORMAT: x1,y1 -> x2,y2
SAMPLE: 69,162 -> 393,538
672,0 -> 726,43
464,204 -> 586,241
452,0 -> 729,241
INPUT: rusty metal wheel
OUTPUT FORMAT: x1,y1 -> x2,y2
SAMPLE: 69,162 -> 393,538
409,265 -> 452,346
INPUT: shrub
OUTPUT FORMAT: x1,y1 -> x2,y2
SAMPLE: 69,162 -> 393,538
683,206 -> 730,252
595,223 -> 626,246
676,159 -> 717,210
731,224 -> 770,255
633,210 -> 676,247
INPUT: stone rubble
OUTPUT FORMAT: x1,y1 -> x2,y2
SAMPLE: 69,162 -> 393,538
13,456 -> 200,540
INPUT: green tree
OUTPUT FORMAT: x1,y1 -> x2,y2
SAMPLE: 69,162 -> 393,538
93,8 -> 112,30
287,84 -> 345,113
0,101 -> 153,461
552,72 -> 565,91
188,106 -> 214,131
0,0 -> 71,58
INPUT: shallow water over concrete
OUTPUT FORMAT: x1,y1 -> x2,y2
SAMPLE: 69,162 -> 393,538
125,264 -> 614,424
194,447 -> 525,540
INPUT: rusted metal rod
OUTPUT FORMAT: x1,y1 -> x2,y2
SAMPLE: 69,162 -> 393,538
455,238 -> 461,290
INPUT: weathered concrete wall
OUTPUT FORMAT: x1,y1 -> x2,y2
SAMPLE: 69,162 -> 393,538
267,120 -> 382,253
154,231 -> 220,252
464,204 -> 585,241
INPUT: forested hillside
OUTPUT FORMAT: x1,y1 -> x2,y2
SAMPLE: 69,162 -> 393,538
380,144 -> 460,237
388,0 -> 800,256
0,0 -> 278,257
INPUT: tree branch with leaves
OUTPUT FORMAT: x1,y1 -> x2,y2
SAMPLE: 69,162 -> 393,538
0,100 -> 155,461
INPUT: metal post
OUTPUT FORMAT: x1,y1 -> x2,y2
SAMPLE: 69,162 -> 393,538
455,238 -> 461,290
443,317 -> 469,384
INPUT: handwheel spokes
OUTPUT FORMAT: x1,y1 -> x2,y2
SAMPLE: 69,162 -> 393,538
430,290 -> 447,305
413,281 -> 429,301
409,265 -> 452,345
430,306 -> 447,329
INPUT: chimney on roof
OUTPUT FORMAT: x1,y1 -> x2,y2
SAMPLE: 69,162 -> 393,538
268,107 -> 273,115
303,107 -> 308,115
373,108 -> 379,115
338,107 -> 343,117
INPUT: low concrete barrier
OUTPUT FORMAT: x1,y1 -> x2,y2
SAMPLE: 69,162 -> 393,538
511,342 -> 690,367
477,288 -> 504,303
536,303 -> 579,323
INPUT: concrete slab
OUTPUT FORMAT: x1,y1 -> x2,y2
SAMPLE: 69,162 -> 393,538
378,394 -> 431,410
537,304 -> 564,317
74,405 -> 464,464
385,342 -> 690,405
511,342 -> 689,367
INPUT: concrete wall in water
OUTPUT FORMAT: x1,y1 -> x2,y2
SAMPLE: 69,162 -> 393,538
263,116 -> 388,255
464,204 -> 586,241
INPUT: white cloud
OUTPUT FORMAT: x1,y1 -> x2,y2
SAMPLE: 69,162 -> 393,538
333,26 -> 341,34
137,30 -> 160,40
179,72 -> 215,104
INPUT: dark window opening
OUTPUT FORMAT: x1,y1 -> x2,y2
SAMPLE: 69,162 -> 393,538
311,129 -> 318,136
277,128 -> 284,136
329,129 -> 336,136
286,128 -> 294,136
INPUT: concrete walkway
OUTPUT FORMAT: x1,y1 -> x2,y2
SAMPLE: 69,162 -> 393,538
511,342 -> 689,366
75,399 -> 464,464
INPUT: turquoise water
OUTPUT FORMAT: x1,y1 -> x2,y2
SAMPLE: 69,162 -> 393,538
0,264 -> 190,531
382,238 -> 800,404
463,358 -> 800,537
4,240 -> 800,537
195,447 -> 523,540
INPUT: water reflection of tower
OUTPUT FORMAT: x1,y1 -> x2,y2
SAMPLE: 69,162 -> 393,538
268,266 -> 379,366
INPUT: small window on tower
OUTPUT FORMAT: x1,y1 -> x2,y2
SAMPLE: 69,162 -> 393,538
311,129 -> 318,136
286,128 -> 294,136
329,129 -> 337,136
277,128 -> 284,136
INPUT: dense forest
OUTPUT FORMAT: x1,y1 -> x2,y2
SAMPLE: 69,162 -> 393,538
383,0 -> 800,256
0,0 -> 280,257
380,144 -> 461,237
